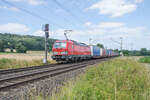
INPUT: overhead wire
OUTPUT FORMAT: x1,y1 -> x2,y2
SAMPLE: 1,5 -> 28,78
50,0 -> 95,32
51,0 -> 85,25
2,0 -> 95,39
50,0 -> 99,44
42,5 -> 78,30
1,0 -> 65,29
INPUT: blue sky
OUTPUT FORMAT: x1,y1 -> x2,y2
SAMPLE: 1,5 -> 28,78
0,0 -> 149,50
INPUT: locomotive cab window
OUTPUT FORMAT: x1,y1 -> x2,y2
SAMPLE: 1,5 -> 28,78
54,42 -> 66,48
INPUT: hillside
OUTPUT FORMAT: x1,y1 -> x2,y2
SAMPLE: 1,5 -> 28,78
0,33 -> 56,52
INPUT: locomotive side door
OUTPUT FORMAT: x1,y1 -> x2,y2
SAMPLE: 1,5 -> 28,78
68,42 -> 74,55
71,43 -> 74,55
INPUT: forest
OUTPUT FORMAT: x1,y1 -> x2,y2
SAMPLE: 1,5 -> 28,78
0,33 -> 56,53
0,33 -> 150,56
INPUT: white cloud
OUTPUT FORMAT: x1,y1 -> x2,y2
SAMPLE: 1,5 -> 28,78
0,23 -> 29,34
9,0 -> 45,6
51,21 -> 148,50
11,0 -> 22,1
27,0 -> 45,5
0,6 -> 20,11
32,21 -> 148,50
84,22 -> 92,26
89,0 -> 144,17
97,22 -> 125,28
51,29 -> 66,40
9,7 -> 20,11
33,30 -> 45,36
135,0 -> 144,3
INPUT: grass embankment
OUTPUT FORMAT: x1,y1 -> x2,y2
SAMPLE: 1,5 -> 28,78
139,56 -> 150,64
0,58 -> 56,70
0,51 -> 55,69
0,51 -> 52,61
38,58 -> 150,100
0,58 -> 43,69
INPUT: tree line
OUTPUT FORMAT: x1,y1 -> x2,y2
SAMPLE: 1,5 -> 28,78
96,43 -> 150,56
0,33 -> 56,53
112,48 -> 150,56
0,33 -> 149,56
122,48 -> 150,56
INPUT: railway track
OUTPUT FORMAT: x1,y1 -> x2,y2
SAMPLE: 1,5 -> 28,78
0,64 -> 59,75
0,58 -> 109,92
0,59 -> 95,75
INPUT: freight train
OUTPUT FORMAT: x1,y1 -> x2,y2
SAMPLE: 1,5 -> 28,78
52,40 -> 119,63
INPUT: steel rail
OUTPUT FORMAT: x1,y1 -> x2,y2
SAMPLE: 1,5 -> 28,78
0,61 -> 95,83
0,59 -> 98,75
0,64 -> 59,75
0,59 -> 104,91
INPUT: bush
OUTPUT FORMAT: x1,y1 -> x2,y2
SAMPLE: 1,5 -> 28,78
139,56 -> 150,64
140,56 -> 150,63
16,43 -> 27,53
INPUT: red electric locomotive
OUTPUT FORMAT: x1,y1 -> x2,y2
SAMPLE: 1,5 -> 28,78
52,40 -> 91,62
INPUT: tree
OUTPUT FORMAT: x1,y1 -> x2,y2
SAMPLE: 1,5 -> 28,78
114,49 -> 119,53
0,33 -> 56,52
8,41 -> 15,52
122,50 -> 129,56
0,40 -> 5,52
140,48 -> 147,56
15,43 -> 27,53
97,43 -> 104,48
0,39 -> 8,52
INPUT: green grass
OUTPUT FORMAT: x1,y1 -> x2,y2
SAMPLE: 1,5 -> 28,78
46,58 -> 150,100
0,50 -> 55,69
0,50 -> 45,54
0,58 -> 44,69
139,56 -> 150,64
0,58 -> 56,70
0,52 -> 14,54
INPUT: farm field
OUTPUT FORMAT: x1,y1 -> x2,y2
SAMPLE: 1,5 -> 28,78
0,51 -> 52,61
0,51 -> 54,70
36,56 -> 150,100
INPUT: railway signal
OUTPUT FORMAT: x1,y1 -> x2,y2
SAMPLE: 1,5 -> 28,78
43,24 -> 49,64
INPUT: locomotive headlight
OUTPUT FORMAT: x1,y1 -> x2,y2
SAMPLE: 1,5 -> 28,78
61,51 -> 68,55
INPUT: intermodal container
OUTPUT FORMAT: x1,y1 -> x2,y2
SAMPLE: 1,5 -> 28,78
90,45 -> 101,57
100,48 -> 106,57
106,50 -> 109,56
108,50 -> 112,56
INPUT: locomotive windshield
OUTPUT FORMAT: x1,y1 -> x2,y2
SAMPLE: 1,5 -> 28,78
54,42 -> 66,48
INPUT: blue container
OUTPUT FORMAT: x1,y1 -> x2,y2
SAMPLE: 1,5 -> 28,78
90,46 -> 101,57
108,50 -> 112,56
106,50 -> 109,56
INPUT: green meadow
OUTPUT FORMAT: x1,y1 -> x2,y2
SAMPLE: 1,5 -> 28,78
36,57 -> 150,100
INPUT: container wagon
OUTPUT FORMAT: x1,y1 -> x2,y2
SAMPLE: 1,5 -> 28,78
100,48 -> 107,57
90,45 -> 101,58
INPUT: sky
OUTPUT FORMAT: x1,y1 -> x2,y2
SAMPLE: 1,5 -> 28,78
0,0 -> 149,50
